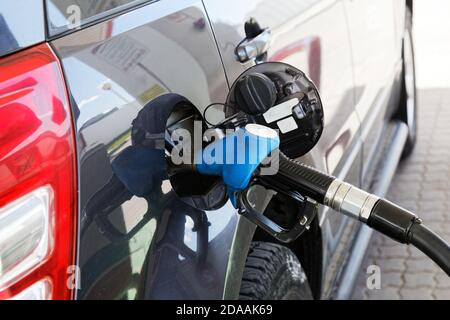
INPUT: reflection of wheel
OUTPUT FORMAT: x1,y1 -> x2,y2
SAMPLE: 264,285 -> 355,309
239,242 -> 313,300
398,7 -> 417,159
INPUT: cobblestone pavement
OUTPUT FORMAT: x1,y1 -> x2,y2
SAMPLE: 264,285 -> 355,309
352,88 -> 450,300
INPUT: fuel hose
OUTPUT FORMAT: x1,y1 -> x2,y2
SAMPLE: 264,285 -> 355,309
260,152 -> 450,275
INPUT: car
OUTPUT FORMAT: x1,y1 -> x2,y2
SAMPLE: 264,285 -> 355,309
0,0 -> 416,300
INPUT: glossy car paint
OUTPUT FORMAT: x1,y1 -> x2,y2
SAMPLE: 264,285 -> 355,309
51,0 -> 236,299
202,0 -> 363,297
343,0 -> 404,187
0,1 -> 45,57
203,0 -> 406,298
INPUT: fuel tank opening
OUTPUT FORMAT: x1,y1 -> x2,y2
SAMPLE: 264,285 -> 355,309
161,95 -> 229,211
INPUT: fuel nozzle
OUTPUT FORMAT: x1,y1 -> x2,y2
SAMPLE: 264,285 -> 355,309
192,125 -> 450,274
195,124 -> 280,201
192,123 -> 318,242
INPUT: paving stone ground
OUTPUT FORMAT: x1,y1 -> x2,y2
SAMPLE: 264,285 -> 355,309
352,88 -> 450,300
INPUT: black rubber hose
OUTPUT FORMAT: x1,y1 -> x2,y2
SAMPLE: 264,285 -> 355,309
368,199 -> 418,243
368,199 -> 450,276
257,153 -> 450,275
409,223 -> 450,276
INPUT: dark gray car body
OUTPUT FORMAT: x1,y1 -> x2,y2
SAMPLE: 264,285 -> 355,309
0,0 -> 410,299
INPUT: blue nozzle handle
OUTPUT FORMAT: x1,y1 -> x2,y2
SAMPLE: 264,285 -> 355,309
195,124 -> 280,195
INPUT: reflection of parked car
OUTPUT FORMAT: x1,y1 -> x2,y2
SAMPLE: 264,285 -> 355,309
0,0 -> 415,300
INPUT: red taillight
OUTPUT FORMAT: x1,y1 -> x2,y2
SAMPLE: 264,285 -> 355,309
0,44 -> 77,299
